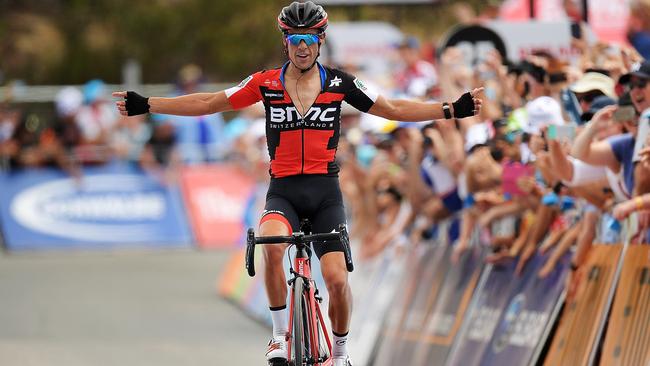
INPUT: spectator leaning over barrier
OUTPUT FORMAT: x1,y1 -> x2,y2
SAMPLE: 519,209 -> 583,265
614,142 -> 650,221
113,2 -> 483,364
111,114 -> 151,163
166,64 -> 227,164
5,112 -> 76,176
52,87 -> 84,180
139,116 -> 180,186
53,87 -> 84,156
407,123 -> 464,244
0,101 -> 21,171
571,61 -> 650,198
490,97 -> 567,273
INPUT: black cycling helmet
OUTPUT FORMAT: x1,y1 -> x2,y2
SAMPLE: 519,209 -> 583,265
278,1 -> 328,33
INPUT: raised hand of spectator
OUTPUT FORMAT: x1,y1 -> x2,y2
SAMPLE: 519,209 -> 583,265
587,105 -> 617,131
485,247 -> 516,265
484,49 -> 504,74
613,200 -> 636,221
621,45 -> 643,71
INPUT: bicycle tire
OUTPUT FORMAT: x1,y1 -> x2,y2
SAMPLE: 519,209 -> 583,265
292,277 -> 307,366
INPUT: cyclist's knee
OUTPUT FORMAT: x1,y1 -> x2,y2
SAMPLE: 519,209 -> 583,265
262,244 -> 286,266
322,266 -> 349,297
260,218 -> 292,237
324,275 -> 349,297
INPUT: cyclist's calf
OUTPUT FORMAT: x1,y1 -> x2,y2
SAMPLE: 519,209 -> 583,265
320,251 -> 352,333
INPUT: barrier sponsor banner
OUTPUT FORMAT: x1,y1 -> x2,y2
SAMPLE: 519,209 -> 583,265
601,245 -> 650,366
348,241 -> 409,366
446,252 -> 569,366
544,244 -> 623,366
444,259 -> 519,366
391,244 -> 452,363
0,163 -> 191,250
415,245 -> 486,365
373,243 -> 446,366
180,165 -> 255,248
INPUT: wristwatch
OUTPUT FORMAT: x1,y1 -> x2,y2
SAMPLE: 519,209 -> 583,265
442,102 -> 452,119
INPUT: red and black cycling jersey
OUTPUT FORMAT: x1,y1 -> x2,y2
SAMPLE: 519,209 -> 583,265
225,62 -> 378,178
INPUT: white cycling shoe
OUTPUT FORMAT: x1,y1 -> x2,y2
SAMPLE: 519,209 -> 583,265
333,355 -> 353,366
265,335 -> 288,364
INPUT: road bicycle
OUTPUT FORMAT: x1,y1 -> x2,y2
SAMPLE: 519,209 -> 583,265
246,220 -> 354,366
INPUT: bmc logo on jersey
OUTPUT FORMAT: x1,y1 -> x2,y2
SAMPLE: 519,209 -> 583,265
270,106 -> 337,123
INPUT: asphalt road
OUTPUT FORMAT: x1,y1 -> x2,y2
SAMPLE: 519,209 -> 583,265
0,248 -> 270,365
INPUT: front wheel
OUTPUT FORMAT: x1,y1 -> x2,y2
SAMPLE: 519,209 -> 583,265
291,277 -> 308,366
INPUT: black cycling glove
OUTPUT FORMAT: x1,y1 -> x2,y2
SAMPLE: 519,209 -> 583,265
452,92 -> 475,119
125,91 -> 150,116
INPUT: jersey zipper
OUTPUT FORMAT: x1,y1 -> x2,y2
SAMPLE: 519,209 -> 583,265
300,118 -> 305,174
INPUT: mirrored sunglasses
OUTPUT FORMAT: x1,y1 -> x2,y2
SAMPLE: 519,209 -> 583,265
286,33 -> 320,46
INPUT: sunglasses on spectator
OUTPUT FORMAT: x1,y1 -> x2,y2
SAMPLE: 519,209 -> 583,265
576,92 -> 602,103
629,78 -> 649,90
286,33 -> 321,46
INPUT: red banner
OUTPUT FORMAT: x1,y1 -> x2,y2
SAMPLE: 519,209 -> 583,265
181,165 -> 255,248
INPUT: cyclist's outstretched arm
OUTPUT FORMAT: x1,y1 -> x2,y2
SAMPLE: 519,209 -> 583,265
367,87 -> 483,122
113,91 -> 232,117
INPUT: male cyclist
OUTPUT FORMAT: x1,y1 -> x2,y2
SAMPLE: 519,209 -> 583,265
114,2 -> 482,365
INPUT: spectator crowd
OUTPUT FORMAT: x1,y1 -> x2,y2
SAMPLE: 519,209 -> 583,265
3,10 -> 650,299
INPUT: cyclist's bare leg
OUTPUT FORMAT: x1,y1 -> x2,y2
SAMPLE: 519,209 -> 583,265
319,251 -> 352,334
260,219 -> 290,307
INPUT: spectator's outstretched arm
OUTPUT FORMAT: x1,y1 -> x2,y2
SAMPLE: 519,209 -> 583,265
614,194 -> 650,220
570,106 -> 619,170
479,200 -> 524,229
368,88 -> 483,122
113,91 -> 232,117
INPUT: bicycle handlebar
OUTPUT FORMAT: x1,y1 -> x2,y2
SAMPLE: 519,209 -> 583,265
245,224 -> 354,277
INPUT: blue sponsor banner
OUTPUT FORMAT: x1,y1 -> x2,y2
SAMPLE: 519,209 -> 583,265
480,253 -> 569,365
445,259 -> 519,366
0,163 -> 192,250
446,252 -> 569,366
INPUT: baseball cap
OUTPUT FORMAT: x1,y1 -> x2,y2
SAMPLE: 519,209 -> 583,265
396,36 -> 419,49
570,72 -> 616,98
524,96 -> 564,134
55,86 -> 83,117
83,79 -> 106,104
619,60 -> 650,85
464,122 -> 493,152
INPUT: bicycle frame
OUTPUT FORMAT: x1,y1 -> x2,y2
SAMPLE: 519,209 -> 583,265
287,243 -> 333,365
